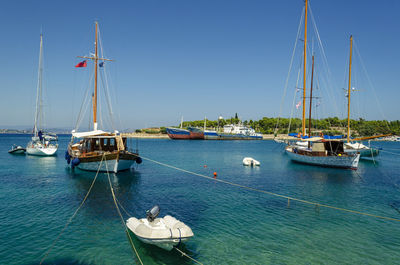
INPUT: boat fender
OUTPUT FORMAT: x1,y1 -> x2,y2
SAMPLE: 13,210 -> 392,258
65,151 -> 71,164
71,158 -> 80,169
136,157 -> 143,164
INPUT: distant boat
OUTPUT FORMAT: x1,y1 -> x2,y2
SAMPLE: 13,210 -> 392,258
126,206 -> 194,251
284,1 -> 360,169
8,145 -> 26,154
218,124 -> 263,140
26,34 -> 58,156
66,22 -> 140,173
243,157 -> 260,166
166,127 -> 191,139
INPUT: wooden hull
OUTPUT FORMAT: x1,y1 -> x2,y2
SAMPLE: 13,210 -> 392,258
69,151 -> 139,173
285,148 -> 360,169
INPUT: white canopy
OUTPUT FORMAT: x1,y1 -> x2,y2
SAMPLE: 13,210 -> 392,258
72,130 -> 109,138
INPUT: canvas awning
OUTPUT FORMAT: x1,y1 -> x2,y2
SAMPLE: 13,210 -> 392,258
72,130 -> 109,138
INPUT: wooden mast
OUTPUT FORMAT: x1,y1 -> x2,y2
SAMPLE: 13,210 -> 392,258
302,0 -> 308,137
347,35 -> 353,142
308,55 -> 314,138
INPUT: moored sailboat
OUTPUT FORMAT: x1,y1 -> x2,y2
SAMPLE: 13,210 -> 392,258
26,34 -> 58,156
284,0 -> 360,169
66,22 -> 140,173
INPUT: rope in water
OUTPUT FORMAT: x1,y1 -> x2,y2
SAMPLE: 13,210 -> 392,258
39,155 -> 105,264
141,156 -> 400,223
104,158 -> 144,265
173,247 -> 204,265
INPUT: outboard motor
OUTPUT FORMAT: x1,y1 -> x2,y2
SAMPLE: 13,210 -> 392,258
146,205 -> 160,222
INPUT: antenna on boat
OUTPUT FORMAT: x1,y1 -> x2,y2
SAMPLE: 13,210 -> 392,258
347,35 -> 353,143
78,21 -> 113,131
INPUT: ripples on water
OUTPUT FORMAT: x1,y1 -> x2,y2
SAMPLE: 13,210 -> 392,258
0,134 -> 399,264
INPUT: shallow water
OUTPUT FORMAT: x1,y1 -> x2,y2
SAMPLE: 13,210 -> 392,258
1,134 -> 400,264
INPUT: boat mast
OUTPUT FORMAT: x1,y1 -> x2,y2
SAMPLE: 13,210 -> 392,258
302,0 -> 308,137
347,35 -> 353,143
204,116 -> 206,131
78,21 -> 112,131
34,34 -> 43,137
308,55 -> 314,138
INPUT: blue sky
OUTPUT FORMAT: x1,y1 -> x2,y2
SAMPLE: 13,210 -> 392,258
0,0 -> 399,130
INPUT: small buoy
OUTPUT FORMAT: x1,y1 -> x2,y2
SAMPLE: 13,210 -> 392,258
213,172 -> 217,178
338,153 -> 342,157
203,165 -> 207,168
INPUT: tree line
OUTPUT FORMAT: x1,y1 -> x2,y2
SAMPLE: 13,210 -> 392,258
175,116 -> 400,136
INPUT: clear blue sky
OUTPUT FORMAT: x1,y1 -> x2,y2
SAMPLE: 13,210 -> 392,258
0,0 -> 399,130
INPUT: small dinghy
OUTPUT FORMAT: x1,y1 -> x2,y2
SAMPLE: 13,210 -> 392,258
126,205 -> 194,251
243,157 -> 260,166
8,145 -> 26,154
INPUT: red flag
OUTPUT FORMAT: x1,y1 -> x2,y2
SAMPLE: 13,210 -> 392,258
75,60 -> 87,67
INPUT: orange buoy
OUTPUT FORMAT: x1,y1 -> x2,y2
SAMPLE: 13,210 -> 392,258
213,172 -> 217,178
203,165 -> 207,168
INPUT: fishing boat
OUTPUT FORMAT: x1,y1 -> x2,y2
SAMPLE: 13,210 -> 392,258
8,145 -> 26,154
126,206 -> 194,251
26,34 -> 58,156
66,22 -> 140,173
284,1 -> 360,169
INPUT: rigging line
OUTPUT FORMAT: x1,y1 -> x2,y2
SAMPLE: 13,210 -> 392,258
308,5 -> 342,122
98,29 -> 117,131
288,63 -> 302,134
141,156 -> 400,223
274,7 -> 305,136
104,160 -> 144,265
353,40 -> 391,130
379,150 -> 400,157
39,155 -> 105,265
174,247 -> 204,265
75,70 -> 95,130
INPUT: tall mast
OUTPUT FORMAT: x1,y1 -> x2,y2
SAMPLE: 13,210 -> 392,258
347,35 -> 353,142
78,21 -> 112,131
34,34 -> 43,137
204,116 -> 206,131
93,22 -> 98,130
308,55 -> 314,138
302,0 -> 308,137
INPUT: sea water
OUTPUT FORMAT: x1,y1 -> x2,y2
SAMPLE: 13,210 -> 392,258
0,134 -> 399,264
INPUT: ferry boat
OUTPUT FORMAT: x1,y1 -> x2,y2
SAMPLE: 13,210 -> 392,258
217,124 -> 263,140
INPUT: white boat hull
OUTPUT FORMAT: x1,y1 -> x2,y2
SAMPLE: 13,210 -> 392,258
76,159 -> 134,173
26,143 -> 58,156
286,149 -> 360,169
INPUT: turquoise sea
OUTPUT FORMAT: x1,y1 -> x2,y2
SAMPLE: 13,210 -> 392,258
1,134 -> 400,264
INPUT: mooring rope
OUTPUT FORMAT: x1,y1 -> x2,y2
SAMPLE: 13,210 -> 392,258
141,156 -> 400,223
174,247 -> 204,265
39,155 -> 105,264
104,159 -> 144,265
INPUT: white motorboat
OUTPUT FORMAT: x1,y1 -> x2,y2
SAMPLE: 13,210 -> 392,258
242,157 -> 260,166
8,145 -> 26,154
344,142 -> 379,158
26,34 -> 58,156
126,206 -> 194,251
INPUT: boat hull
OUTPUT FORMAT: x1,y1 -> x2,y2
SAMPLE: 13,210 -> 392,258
166,127 -> 191,139
26,143 -> 58,156
69,152 -> 138,173
285,149 -> 360,169
217,133 -> 263,140
204,130 -> 219,140
345,148 -> 379,158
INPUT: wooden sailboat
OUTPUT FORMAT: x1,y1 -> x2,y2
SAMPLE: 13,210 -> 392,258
66,22 -> 140,173
285,0 -> 360,169
343,36 -> 380,158
26,34 -> 58,156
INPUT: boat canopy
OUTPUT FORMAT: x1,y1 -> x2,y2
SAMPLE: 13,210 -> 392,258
72,130 -> 109,138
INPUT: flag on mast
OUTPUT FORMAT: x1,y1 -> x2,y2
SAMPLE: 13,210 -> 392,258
75,60 -> 87,67
296,101 -> 302,109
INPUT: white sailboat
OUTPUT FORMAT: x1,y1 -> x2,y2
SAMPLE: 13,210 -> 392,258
26,34 -> 58,156
284,0 -> 360,169
66,22 -> 140,173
